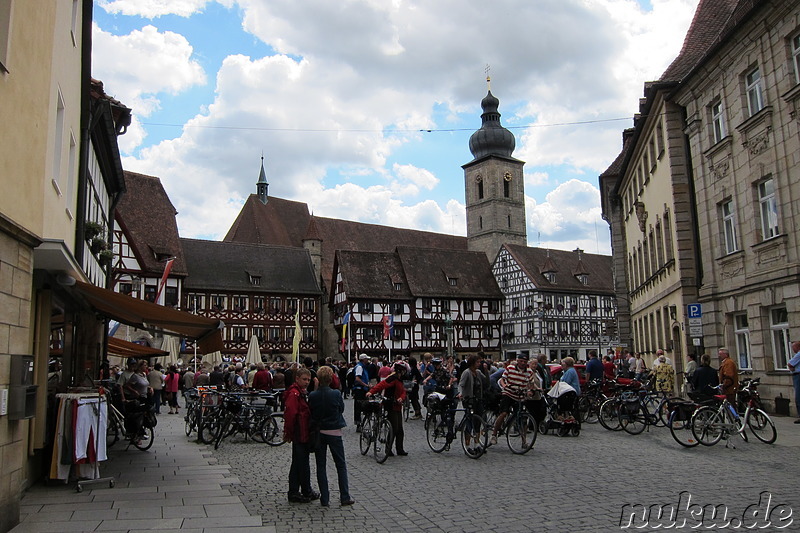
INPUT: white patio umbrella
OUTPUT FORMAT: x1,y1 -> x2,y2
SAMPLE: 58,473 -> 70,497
203,350 -> 223,369
161,335 -> 181,368
245,335 -> 263,366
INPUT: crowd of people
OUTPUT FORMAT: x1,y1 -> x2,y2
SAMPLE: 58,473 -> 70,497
100,340 -> 800,506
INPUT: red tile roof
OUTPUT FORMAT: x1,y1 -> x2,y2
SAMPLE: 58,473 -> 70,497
660,0 -> 761,82
116,171 -> 188,276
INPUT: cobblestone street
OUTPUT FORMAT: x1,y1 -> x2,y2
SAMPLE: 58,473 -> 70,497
215,397 -> 799,533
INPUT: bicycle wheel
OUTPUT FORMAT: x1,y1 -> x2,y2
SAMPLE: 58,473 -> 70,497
575,396 -> 589,424
620,411 -> 645,435
132,426 -> 154,451
264,413 -> 285,446
426,413 -> 449,453
359,416 -> 374,455
374,418 -> 393,464
583,397 -> 600,425
747,409 -> 776,444
506,412 -> 537,454
106,416 -> 120,448
668,408 -> 698,448
691,406 -> 723,446
653,398 -> 673,428
461,414 -> 485,459
184,411 -> 196,437
598,399 -> 622,431
214,415 -> 232,450
198,417 -> 220,444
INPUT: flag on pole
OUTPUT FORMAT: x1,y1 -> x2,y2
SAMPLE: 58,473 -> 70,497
382,314 -> 393,339
291,308 -> 301,363
154,257 -> 175,304
340,310 -> 351,352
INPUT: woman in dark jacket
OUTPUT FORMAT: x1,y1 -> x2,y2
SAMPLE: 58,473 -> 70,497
308,366 -> 354,507
283,367 -> 318,503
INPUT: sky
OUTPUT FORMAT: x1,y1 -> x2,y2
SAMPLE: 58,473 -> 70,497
92,0 -> 700,255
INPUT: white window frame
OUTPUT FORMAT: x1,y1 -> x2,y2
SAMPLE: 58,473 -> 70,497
721,200 -> 738,254
734,313 -> 751,370
757,178 -> 779,239
770,307 -> 790,369
792,33 -> 800,85
711,99 -> 726,144
745,67 -> 764,117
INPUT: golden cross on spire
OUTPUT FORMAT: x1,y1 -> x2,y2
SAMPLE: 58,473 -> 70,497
485,64 -> 491,90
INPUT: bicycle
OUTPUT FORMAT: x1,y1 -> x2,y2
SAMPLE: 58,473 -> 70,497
487,396 -> 538,454
425,394 -> 488,459
618,389 -> 677,435
575,378 -> 606,424
691,384 -> 777,447
358,396 -> 393,464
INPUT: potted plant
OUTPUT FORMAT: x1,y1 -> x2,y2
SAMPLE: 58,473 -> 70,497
90,237 -> 108,254
84,221 -> 104,241
98,249 -> 114,264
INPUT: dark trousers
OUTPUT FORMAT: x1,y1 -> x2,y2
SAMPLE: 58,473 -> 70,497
151,389 -> 162,413
411,383 -> 422,415
288,441 -> 312,495
387,410 -> 405,453
353,388 -> 367,424
314,433 -> 351,505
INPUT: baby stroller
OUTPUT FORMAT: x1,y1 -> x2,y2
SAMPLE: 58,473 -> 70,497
541,382 -> 581,437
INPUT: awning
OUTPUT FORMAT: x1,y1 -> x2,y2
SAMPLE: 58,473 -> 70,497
72,281 -> 224,353
107,337 -> 168,360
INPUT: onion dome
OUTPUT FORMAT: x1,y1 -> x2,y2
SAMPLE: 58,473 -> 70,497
468,90 -> 515,159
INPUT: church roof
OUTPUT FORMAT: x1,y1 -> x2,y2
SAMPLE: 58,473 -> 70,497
503,244 -> 614,294
467,90 -> 518,162
180,238 -> 320,294
225,194 -> 468,287
116,171 -> 188,276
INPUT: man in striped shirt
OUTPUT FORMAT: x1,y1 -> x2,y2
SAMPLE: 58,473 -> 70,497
490,354 -> 535,445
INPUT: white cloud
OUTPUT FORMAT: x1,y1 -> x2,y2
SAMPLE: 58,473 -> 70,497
98,0 -> 210,18
95,0 -> 699,249
92,24 -> 206,119
527,180 -> 610,254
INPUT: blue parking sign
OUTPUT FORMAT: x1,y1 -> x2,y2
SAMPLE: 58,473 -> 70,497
687,303 -> 702,318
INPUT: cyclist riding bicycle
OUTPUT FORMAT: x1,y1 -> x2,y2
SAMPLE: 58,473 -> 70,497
366,362 -> 408,456
490,354 -> 538,445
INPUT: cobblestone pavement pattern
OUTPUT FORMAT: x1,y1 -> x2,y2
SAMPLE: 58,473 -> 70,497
217,397 -> 800,533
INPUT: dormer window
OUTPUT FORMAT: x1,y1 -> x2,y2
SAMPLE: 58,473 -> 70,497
448,277 -> 457,286
250,275 -> 261,286
394,282 -> 402,291
577,274 -> 588,285
544,272 -> 556,283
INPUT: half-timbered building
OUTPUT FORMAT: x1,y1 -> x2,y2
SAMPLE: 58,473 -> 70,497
111,171 -> 188,347
493,244 -> 616,361
331,247 -> 503,359
180,238 -> 321,360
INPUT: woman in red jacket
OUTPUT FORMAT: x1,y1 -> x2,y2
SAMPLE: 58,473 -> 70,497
367,362 -> 408,456
283,367 -> 319,503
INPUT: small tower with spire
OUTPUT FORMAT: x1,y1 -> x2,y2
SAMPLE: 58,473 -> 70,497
256,155 -> 269,205
463,74 -> 527,261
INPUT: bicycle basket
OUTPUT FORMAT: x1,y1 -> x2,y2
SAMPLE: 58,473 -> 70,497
363,400 -> 382,415
623,398 -> 640,415
224,396 -> 243,414
143,410 -> 158,428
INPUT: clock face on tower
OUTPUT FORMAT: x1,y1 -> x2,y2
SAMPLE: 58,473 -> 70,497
503,171 -> 512,182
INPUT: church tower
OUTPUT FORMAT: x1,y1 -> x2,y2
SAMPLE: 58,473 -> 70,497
256,155 -> 269,204
463,81 -> 527,261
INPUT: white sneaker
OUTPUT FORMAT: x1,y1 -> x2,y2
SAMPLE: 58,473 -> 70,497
489,435 -> 497,445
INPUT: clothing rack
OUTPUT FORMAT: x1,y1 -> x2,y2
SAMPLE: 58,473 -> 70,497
53,388 -> 115,492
